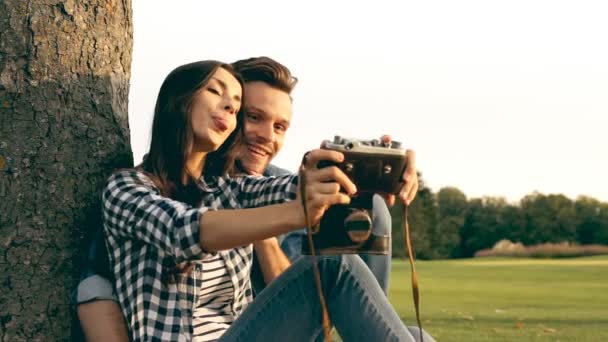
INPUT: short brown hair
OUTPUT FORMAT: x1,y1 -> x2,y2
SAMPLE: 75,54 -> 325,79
232,56 -> 298,94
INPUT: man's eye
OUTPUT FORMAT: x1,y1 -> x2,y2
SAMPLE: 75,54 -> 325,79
275,124 -> 287,133
246,113 -> 259,122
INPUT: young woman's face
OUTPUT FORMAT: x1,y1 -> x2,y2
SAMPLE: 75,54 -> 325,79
190,67 -> 242,152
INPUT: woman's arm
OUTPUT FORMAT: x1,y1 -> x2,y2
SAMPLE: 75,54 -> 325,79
104,150 -> 356,256
101,172 -> 300,257
200,149 -> 357,252
198,201 -> 303,251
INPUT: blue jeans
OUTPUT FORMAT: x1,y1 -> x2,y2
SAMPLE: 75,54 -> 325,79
219,255 -> 433,342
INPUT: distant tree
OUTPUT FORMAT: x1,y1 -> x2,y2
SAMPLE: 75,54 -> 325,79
437,187 -> 468,218
575,196 -> 608,244
0,1 -> 133,340
521,193 -> 577,243
391,172 -> 437,259
598,202 -> 608,244
459,197 -> 507,257
500,203 -> 526,243
394,184 -> 608,258
435,187 -> 467,258
459,199 -> 483,257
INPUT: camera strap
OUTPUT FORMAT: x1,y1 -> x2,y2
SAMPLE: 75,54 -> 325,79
298,154 -> 423,342
404,203 -> 423,342
299,158 -> 332,342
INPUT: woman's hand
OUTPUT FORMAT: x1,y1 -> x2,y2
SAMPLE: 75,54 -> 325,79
297,149 -> 357,227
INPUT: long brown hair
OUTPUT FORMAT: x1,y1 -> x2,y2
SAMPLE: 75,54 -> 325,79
142,60 -> 244,205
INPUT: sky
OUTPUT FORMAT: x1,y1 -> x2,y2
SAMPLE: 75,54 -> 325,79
128,0 -> 608,203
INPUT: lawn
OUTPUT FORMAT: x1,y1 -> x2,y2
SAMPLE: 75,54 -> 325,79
388,255 -> 608,341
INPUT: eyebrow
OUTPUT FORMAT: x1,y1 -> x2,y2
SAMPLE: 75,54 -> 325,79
211,77 -> 242,103
247,106 -> 291,127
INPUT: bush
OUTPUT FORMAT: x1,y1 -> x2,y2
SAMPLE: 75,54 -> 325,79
474,239 -> 608,258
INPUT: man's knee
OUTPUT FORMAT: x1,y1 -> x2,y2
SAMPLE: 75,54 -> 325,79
372,195 -> 392,237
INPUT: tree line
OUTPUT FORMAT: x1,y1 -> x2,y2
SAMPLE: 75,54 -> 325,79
390,173 -> 608,259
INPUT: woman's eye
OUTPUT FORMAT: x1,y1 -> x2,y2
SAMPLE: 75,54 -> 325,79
208,87 -> 220,95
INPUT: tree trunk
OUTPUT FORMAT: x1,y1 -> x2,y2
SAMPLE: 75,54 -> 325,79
0,1 -> 133,340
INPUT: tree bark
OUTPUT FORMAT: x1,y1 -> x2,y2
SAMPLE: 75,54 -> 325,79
0,1 -> 133,340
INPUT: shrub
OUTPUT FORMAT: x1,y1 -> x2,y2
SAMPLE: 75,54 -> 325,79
474,239 -> 608,258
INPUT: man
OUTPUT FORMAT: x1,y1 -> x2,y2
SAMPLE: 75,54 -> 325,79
76,56 -> 421,341
231,57 -> 418,295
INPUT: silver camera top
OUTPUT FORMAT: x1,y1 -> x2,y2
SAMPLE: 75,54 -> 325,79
323,135 -> 405,156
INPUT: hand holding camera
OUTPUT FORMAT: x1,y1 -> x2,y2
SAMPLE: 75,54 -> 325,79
302,135 -> 411,255
296,148 -> 357,228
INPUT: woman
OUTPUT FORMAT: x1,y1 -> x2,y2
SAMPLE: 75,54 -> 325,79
103,60 -> 431,341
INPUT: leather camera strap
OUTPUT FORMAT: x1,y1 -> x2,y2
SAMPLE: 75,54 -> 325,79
404,203 -> 424,342
299,158 -> 332,341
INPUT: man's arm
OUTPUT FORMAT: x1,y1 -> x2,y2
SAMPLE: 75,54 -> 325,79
249,164 -> 297,286
253,237 -> 292,284
75,230 -> 129,341
78,300 -> 129,342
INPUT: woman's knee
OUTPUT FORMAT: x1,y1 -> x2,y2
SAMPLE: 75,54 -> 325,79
317,254 -> 367,276
315,255 -> 381,296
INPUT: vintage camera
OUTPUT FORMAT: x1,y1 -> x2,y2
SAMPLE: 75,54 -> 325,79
301,135 -> 408,255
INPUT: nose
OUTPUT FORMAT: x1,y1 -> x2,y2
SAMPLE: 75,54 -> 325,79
255,122 -> 275,143
223,103 -> 236,115
222,98 -> 238,115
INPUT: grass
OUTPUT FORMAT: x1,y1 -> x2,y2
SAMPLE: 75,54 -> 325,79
388,255 -> 608,342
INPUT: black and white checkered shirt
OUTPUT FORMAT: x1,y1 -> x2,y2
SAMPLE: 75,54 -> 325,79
102,169 -> 297,341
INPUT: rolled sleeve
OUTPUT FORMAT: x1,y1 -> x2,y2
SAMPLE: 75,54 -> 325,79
74,275 -> 117,305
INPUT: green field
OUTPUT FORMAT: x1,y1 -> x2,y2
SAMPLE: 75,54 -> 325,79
389,256 -> 608,342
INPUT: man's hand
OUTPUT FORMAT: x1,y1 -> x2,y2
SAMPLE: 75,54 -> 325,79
380,135 -> 418,207
399,149 -> 418,205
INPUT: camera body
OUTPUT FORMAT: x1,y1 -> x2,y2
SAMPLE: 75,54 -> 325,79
301,136 -> 408,255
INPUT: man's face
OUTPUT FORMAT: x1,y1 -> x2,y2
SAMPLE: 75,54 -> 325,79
238,81 -> 292,175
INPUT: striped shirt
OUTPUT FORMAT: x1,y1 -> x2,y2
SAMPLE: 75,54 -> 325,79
192,254 -> 235,341
102,169 -> 297,341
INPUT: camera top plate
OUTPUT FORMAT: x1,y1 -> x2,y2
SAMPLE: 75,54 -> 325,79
319,135 -> 408,194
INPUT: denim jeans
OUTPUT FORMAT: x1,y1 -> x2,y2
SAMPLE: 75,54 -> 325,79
219,255 -> 433,342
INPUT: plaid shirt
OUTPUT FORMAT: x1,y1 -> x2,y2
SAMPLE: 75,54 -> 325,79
102,169 -> 297,341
